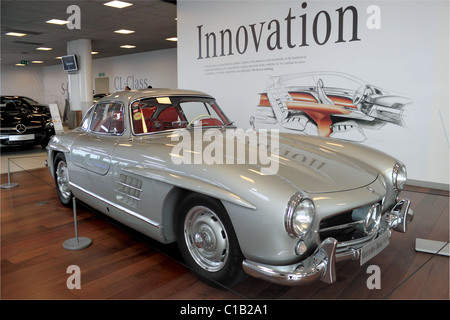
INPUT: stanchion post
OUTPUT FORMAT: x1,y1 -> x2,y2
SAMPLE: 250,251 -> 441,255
1,158 -> 19,189
63,197 -> 92,250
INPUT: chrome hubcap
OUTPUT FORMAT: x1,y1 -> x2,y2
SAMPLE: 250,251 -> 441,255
184,205 -> 229,272
56,160 -> 71,200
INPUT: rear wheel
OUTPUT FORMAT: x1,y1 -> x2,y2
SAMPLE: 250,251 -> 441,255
176,194 -> 246,287
54,153 -> 72,206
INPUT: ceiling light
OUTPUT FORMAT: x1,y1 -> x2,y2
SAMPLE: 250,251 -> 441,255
6,32 -> 26,37
15,63 -> 26,67
36,47 -> 52,51
55,57 -> 62,60
114,29 -> 135,34
104,1 -> 133,9
166,37 -> 178,42
120,45 -> 136,49
32,61 -> 44,64
91,51 -> 99,55
46,19 -> 69,25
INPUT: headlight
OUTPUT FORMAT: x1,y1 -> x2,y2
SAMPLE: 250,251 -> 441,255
285,192 -> 315,238
392,161 -> 407,192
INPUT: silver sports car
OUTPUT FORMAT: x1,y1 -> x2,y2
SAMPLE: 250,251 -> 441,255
47,88 -> 413,287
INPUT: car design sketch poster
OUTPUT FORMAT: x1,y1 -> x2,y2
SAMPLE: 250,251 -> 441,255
177,0 -> 449,186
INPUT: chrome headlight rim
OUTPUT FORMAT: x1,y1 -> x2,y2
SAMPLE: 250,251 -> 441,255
285,192 -> 315,239
392,161 -> 407,192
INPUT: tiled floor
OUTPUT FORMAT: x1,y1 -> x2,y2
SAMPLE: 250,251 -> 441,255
1,146 -> 48,174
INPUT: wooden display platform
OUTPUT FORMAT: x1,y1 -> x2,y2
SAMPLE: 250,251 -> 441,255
1,168 -> 448,299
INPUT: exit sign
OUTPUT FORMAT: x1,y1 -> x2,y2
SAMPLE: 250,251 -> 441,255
98,72 -> 105,77
20,60 -> 30,65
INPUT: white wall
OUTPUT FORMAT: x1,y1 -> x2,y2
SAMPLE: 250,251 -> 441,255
92,48 -> 178,93
177,0 -> 449,189
2,48 -> 178,116
1,66 -> 45,103
42,64 -> 68,112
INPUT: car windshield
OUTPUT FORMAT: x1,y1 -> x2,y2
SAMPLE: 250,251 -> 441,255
0,102 -> 30,113
131,96 -> 231,135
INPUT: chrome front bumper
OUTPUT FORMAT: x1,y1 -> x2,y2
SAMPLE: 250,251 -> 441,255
242,198 -> 413,286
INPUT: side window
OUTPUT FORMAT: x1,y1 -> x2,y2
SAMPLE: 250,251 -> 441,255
131,101 -> 156,134
181,101 -> 209,122
180,101 -> 224,125
80,107 -> 94,130
132,99 -> 183,134
89,102 -> 124,134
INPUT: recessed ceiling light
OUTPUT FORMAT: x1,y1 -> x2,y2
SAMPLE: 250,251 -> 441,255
166,37 -> 178,42
46,19 -> 69,25
6,32 -> 26,37
15,63 -> 26,66
32,61 -> 44,64
36,47 -> 52,51
104,1 -> 133,9
120,45 -> 136,49
114,29 -> 135,34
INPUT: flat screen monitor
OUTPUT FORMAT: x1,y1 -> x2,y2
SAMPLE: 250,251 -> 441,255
61,55 -> 78,72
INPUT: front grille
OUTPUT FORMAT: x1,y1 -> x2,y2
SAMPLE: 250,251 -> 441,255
0,125 -> 43,134
318,202 -> 381,243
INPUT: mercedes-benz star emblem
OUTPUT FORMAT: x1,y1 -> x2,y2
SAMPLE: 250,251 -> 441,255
16,124 -> 26,134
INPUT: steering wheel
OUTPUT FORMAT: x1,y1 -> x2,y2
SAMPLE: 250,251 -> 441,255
352,85 -> 374,106
187,114 -> 214,127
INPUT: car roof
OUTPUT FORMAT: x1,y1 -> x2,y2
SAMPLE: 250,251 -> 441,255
100,88 -> 213,104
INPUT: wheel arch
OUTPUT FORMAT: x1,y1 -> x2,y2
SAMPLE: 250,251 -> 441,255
160,187 -> 237,244
47,146 -> 70,178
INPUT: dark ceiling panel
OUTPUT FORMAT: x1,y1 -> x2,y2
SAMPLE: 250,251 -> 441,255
1,0 -> 177,67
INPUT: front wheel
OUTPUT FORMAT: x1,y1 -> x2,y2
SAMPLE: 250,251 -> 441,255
54,152 -> 73,206
176,194 -> 246,287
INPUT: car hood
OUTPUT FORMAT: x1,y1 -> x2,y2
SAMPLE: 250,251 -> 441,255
267,133 -> 377,193
156,129 -> 377,194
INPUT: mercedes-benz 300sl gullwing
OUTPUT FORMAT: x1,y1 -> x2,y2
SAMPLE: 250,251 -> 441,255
47,88 -> 413,287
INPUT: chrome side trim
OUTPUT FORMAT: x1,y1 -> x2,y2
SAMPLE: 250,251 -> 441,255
115,189 -> 141,201
69,182 -> 160,228
116,181 -> 143,192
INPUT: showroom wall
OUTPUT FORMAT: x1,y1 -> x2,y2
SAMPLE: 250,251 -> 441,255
1,66 -> 46,103
177,0 -> 449,188
1,48 -> 178,115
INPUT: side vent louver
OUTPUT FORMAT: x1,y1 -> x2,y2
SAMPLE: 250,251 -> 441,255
115,174 -> 142,208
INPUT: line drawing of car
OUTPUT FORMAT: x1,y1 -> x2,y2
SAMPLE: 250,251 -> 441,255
47,88 -> 413,287
254,71 -> 412,142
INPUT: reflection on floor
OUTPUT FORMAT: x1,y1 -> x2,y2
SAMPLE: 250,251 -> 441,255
1,151 -> 449,300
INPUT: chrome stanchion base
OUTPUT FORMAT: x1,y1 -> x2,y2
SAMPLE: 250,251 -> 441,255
1,182 -> 19,189
63,237 -> 92,250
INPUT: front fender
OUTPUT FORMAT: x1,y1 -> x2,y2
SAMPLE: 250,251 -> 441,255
46,137 -> 71,178
122,166 -> 256,210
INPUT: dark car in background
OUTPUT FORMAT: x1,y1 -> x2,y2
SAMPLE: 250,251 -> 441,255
0,101 -> 55,148
1,95 -> 51,116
